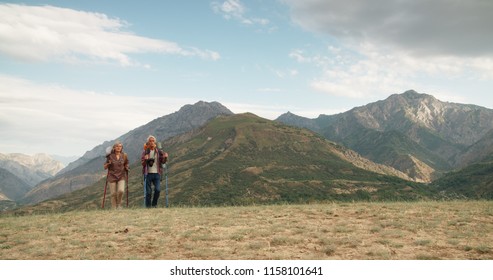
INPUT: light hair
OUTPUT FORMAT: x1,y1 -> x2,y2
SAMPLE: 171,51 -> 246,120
147,135 -> 156,142
112,140 -> 123,153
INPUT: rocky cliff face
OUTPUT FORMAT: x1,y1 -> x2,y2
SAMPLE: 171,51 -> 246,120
277,90 -> 493,182
355,91 -> 493,146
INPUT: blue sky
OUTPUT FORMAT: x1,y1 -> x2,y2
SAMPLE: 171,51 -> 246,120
1,0 -> 493,157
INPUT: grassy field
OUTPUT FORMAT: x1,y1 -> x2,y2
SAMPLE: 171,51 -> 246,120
1,201 -> 492,260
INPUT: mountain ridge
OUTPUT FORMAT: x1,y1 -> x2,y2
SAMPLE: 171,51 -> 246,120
12,113 -> 433,214
0,153 -> 65,187
5,91 -> 493,211
276,90 -> 493,182
0,167 -> 31,202
19,101 -> 233,205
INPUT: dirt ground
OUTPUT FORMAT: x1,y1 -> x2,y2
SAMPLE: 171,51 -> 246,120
1,201 -> 492,260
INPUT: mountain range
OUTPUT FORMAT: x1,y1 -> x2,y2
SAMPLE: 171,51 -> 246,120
12,113 -> 432,214
0,153 -> 64,186
277,90 -> 493,183
2,90 -> 493,212
0,153 -> 64,209
18,101 -> 234,205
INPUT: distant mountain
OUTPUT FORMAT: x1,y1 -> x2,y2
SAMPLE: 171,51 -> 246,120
13,113 -> 435,214
0,153 -> 64,187
50,155 -> 79,166
276,90 -> 493,183
0,167 -> 31,201
21,156 -> 105,205
20,101 -> 233,205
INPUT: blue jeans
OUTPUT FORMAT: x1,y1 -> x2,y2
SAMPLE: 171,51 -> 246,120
145,173 -> 161,207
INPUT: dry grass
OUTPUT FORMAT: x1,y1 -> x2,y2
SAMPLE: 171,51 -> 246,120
1,201 -> 492,260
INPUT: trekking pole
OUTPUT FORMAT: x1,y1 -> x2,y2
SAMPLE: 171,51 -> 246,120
164,163 -> 169,208
125,169 -> 129,207
102,169 -> 109,208
102,146 -> 112,209
143,174 -> 147,207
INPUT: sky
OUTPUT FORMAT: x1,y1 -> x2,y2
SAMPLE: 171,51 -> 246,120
1,0 -> 493,157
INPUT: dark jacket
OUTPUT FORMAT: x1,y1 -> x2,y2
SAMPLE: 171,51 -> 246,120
141,148 -> 168,175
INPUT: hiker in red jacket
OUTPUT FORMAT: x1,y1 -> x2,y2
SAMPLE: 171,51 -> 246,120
141,135 -> 168,208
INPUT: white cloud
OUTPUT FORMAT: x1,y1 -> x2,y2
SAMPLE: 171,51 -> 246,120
289,49 -> 311,63
282,0 -> 493,57
213,0 -> 245,18
283,0 -> 493,100
303,43 -> 493,100
212,0 -> 270,26
0,4 -> 220,66
0,75 -> 194,156
291,45 -> 411,99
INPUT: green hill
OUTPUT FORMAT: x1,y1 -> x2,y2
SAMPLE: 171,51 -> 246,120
163,113 -> 429,205
12,113 -> 435,214
431,157 -> 493,199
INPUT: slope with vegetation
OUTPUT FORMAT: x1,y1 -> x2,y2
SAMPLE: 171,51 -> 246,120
163,113 -> 428,206
11,113 -> 436,214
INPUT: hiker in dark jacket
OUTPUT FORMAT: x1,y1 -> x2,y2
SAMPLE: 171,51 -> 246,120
104,141 -> 129,209
141,135 -> 168,208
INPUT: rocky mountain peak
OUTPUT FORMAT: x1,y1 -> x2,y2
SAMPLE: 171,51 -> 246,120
388,90 -> 446,128
379,90 -> 439,114
277,90 -> 493,183
276,111 -> 302,122
402,89 -> 430,99
0,153 -> 64,187
276,111 -> 320,131
176,101 -> 232,117
59,100 -> 233,174
352,90 -> 493,145
164,101 -> 234,127
0,153 -> 64,174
